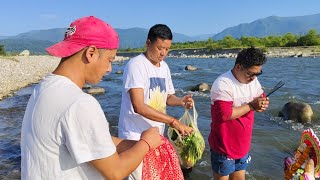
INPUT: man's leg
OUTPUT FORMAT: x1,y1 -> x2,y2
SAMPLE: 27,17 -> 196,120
229,170 -> 245,180
230,154 -> 251,180
213,171 -> 229,180
210,149 -> 235,179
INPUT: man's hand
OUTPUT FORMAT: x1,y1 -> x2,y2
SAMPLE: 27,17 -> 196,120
140,127 -> 163,149
250,95 -> 269,112
171,119 -> 193,137
182,94 -> 194,109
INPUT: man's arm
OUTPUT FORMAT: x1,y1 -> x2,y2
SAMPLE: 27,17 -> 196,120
167,94 -> 194,109
231,94 -> 269,119
129,88 -> 193,135
90,127 -> 162,180
111,136 -> 136,154
130,88 -> 173,124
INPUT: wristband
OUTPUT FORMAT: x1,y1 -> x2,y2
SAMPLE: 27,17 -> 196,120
169,118 -> 175,126
140,138 -> 150,151
248,102 -> 255,111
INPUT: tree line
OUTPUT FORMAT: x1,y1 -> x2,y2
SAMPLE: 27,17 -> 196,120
120,29 -> 320,52
1,29 -> 320,55
0,44 -> 5,55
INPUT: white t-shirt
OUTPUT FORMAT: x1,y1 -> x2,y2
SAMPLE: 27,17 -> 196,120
210,70 -> 263,106
21,74 -> 116,180
118,54 -> 175,140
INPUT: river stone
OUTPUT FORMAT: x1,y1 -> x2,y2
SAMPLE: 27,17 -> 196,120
82,84 -> 92,89
19,50 -> 30,56
84,87 -> 106,94
191,83 -> 210,92
185,65 -> 197,71
115,70 -> 123,74
278,102 -> 313,123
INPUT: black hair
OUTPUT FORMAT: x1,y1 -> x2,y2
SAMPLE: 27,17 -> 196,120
235,46 -> 267,68
147,24 -> 172,43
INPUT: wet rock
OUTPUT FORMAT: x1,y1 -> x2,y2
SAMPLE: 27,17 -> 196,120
84,87 -> 106,94
185,65 -> 197,71
19,50 -> 30,56
115,70 -> 123,74
82,84 -> 92,89
278,102 -> 313,123
191,83 -> 210,92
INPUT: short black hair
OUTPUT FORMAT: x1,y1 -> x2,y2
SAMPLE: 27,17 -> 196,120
235,46 -> 267,68
147,24 -> 172,43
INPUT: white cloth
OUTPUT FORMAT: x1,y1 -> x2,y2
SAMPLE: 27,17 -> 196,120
118,53 -> 175,140
210,70 -> 264,105
21,74 -> 116,180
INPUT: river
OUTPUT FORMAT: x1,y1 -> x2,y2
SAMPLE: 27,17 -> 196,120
0,57 -> 319,179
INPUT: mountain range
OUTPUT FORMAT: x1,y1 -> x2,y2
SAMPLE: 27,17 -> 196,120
213,13 -> 320,40
1,13 -> 320,54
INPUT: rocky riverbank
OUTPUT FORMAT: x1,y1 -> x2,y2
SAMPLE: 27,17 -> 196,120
0,46 -> 319,100
166,46 -> 320,59
0,55 -> 129,100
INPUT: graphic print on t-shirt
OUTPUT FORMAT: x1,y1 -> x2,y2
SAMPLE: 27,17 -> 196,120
148,77 -> 167,113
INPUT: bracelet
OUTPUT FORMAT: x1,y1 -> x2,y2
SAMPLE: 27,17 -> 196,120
169,118 -> 175,126
248,102 -> 255,111
140,138 -> 150,151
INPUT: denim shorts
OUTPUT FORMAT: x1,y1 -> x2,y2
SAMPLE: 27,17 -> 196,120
210,149 -> 251,176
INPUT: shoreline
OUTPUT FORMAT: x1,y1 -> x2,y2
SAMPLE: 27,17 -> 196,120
0,46 -> 319,101
0,56 -> 60,100
166,46 -> 320,59
0,55 -> 129,101
117,46 -> 320,59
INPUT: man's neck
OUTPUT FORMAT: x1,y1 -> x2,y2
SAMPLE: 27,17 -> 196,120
143,52 -> 160,67
53,58 -> 85,88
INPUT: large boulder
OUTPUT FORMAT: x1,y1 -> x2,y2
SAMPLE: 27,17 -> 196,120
185,65 -> 197,71
278,102 -> 313,123
83,86 -> 105,95
19,50 -> 30,56
191,83 -> 210,92
82,84 -> 92,89
115,70 -> 123,74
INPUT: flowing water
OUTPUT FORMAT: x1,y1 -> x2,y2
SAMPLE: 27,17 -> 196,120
0,57 -> 320,179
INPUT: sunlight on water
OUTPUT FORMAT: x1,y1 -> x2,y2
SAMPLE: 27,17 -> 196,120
171,72 -> 183,76
178,89 -> 211,98
313,101 -> 320,105
1,57 -> 320,179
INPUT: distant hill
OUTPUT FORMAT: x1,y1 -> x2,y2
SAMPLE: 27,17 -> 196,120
191,34 -> 215,41
0,39 -> 53,54
213,13 -> 320,40
12,28 -> 66,42
116,27 -> 197,48
2,13 -> 320,54
0,27 -> 199,54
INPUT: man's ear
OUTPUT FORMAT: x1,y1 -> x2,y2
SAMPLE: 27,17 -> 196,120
146,39 -> 151,48
235,64 -> 241,71
85,46 -> 98,63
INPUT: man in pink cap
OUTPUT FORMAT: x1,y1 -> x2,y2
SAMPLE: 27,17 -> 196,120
21,16 -> 162,180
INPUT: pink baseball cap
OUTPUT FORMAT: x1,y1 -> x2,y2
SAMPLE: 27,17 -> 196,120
46,16 -> 119,58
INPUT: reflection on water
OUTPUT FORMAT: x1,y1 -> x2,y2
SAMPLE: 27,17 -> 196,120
0,57 -> 320,179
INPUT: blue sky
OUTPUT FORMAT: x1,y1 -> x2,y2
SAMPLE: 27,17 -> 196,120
1,0 -> 320,36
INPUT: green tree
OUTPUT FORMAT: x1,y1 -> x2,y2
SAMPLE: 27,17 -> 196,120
297,29 -> 320,46
0,44 -> 6,55
240,36 -> 263,47
218,36 -> 241,48
282,33 -> 298,46
206,37 -> 218,50
262,36 -> 283,47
